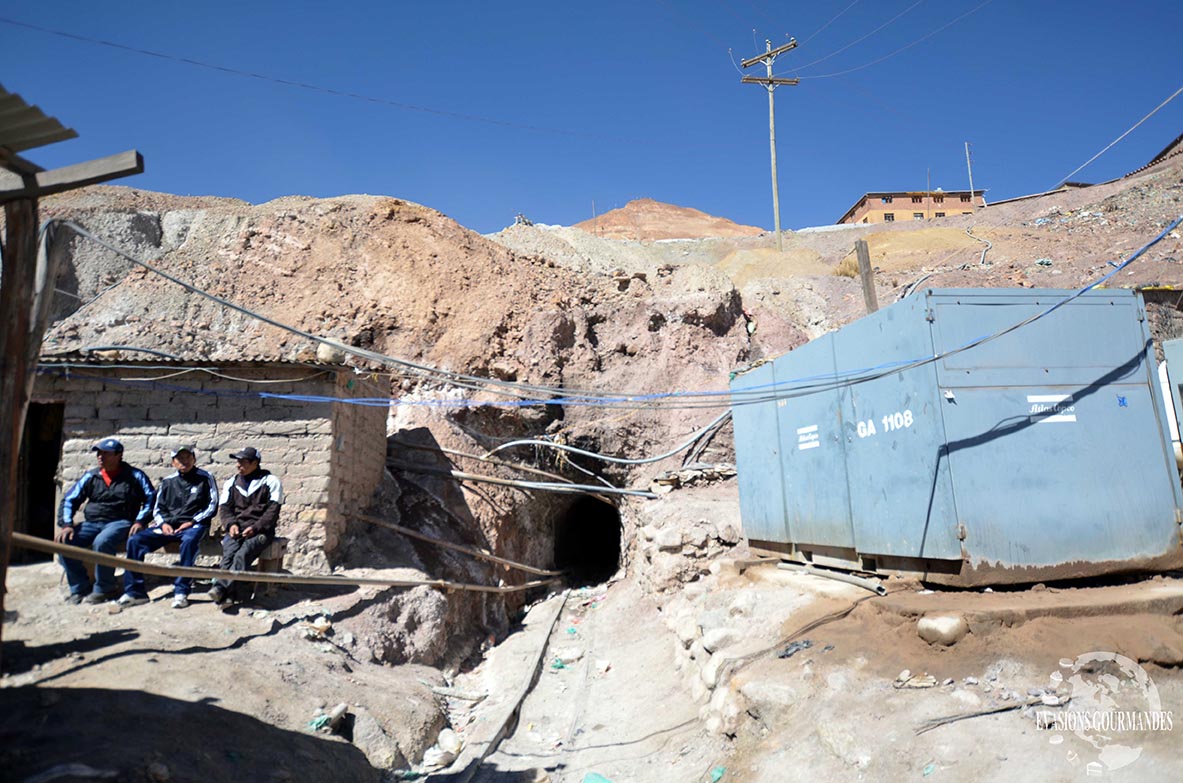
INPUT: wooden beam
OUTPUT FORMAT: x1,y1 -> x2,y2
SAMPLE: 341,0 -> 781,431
0,149 -> 143,201
0,197 -> 38,672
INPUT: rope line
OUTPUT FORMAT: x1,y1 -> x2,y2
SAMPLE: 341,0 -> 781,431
12,533 -> 559,594
354,512 -> 562,577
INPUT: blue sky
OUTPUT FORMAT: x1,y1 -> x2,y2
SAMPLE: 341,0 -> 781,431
2,1 -> 1180,233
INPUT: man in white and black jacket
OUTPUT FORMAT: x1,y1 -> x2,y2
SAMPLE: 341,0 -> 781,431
209,446 -> 283,606
118,446 -> 218,609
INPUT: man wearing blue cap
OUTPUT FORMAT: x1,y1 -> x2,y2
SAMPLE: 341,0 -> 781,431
118,446 -> 218,609
55,437 -> 156,604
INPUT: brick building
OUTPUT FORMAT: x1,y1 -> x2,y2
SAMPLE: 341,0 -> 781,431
836,189 -> 986,225
19,359 -> 388,573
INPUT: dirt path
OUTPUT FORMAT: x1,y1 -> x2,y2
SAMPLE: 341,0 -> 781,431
457,581 -> 725,783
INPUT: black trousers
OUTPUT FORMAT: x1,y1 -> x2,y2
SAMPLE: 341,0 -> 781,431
215,533 -> 271,592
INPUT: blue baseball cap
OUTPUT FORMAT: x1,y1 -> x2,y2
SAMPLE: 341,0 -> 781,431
91,437 -> 124,453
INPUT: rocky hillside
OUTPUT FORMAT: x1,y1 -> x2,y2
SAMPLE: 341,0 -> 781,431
571,197 -> 766,241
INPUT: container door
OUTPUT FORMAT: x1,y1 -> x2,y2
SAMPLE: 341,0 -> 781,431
834,298 -> 963,560
731,363 -> 788,544
776,333 -> 856,548
932,290 -> 1183,572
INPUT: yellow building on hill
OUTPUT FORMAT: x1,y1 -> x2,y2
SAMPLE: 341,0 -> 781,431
837,189 -> 986,225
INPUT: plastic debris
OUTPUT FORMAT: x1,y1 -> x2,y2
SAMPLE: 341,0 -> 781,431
1035,258 -> 1054,266
895,672 -> 938,689
923,762 -> 937,776
567,627 -> 578,634
421,746 -> 456,770
299,616 -> 333,640
777,639 -> 812,659
710,766 -> 727,782
582,774 -> 613,783
550,658 -> 567,670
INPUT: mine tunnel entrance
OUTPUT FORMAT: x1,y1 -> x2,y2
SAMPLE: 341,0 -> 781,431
554,496 -> 622,586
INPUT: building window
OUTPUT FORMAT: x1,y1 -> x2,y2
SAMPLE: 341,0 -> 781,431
935,212 -> 945,218
862,217 -> 869,223
933,195 -> 944,203
962,211 -> 971,215
881,196 -> 893,204
960,195 -> 971,202
913,213 -> 924,221
912,196 -> 922,203
884,213 -> 895,222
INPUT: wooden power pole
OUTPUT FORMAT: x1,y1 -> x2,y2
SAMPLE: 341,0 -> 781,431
965,141 -> 977,210
741,38 -> 799,253
855,239 -> 879,313
0,86 -> 143,668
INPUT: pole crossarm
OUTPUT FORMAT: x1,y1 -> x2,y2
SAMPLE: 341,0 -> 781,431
739,37 -> 798,253
740,76 -> 801,87
741,38 -> 797,68
0,149 -> 143,202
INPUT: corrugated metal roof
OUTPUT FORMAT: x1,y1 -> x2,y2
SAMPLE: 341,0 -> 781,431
0,83 -> 77,161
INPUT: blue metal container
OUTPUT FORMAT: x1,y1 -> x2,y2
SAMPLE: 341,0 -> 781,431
731,288 -> 1183,585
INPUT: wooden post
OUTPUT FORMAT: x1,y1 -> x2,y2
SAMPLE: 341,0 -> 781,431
855,239 -> 879,313
0,197 -> 39,661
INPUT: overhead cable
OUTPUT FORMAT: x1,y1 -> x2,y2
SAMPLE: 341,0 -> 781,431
1053,82 -> 1183,187
798,0 -> 861,47
788,0 -> 925,73
481,410 -> 732,464
46,215 -> 1183,410
795,0 -> 994,80
0,16 -> 722,150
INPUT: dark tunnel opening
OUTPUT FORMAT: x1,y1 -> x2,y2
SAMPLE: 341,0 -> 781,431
553,496 -> 622,586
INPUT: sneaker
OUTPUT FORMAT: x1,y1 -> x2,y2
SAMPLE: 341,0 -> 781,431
83,592 -> 112,605
117,594 -> 149,607
171,595 -> 189,609
208,586 -> 226,605
64,594 -> 83,605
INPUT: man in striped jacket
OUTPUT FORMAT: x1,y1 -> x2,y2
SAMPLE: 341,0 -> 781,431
56,438 -> 155,604
118,446 -> 218,609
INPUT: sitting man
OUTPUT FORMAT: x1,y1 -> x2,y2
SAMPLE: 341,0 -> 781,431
209,446 -> 283,607
56,437 -> 156,604
118,446 -> 219,609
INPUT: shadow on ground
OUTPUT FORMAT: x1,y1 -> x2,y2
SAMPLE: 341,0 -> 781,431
0,686 -> 382,783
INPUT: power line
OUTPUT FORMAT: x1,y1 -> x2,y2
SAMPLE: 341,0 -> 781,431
798,0 -> 861,47
1053,82 -> 1183,188
0,16 -> 721,150
788,0 -> 925,73
795,0 -> 994,79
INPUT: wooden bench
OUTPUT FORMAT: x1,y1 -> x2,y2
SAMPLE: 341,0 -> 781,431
159,535 -> 289,597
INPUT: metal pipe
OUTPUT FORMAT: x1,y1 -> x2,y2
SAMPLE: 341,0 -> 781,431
777,561 -> 887,595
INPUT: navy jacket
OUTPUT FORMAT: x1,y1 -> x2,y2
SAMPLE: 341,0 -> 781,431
153,467 -> 218,527
60,464 -> 155,527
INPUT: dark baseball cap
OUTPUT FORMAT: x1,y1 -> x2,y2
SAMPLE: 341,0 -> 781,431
91,437 -> 124,453
171,445 -> 196,458
229,447 -> 261,461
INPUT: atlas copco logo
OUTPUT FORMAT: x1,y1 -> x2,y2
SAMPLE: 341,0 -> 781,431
1036,651 -> 1174,775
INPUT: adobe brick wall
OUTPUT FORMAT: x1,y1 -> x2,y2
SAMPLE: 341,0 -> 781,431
33,363 -> 389,573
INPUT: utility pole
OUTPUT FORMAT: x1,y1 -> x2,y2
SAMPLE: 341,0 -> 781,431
741,38 -> 799,252
964,142 -> 977,210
